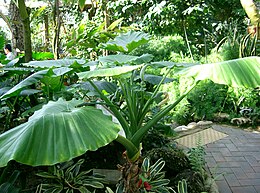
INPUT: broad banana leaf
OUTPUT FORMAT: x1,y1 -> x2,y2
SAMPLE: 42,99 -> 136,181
101,31 -> 150,53
178,56 -> 260,88
77,65 -> 143,79
0,98 -> 120,167
0,67 -> 72,100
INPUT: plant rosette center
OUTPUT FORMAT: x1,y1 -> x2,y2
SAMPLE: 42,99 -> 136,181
138,176 -> 152,191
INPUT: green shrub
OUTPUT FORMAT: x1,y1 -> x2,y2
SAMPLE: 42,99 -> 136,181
160,76 -> 194,125
187,80 -> 228,121
187,138 -> 206,173
226,87 -> 260,113
174,169 -> 206,193
205,41 -> 240,63
160,66 -> 259,125
131,35 -> 197,62
142,129 -> 171,152
144,147 -> 191,178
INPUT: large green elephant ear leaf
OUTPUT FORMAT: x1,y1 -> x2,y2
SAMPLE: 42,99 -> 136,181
101,31 -> 150,53
179,56 -> 260,88
0,98 -> 120,167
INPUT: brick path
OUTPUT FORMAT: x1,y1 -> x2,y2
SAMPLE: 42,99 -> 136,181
205,125 -> 260,193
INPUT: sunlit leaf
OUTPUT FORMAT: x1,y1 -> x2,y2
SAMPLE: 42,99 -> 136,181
32,52 -> 54,60
101,31 -> 150,53
31,5 -> 47,21
78,0 -> 86,11
0,98 -> 120,167
179,56 -> 260,88
107,18 -> 124,31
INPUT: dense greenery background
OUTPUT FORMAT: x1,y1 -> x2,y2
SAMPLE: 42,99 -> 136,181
0,0 -> 259,192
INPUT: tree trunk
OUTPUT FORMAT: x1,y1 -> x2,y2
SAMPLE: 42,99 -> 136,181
9,1 -> 24,51
53,0 -> 61,60
102,0 -> 109,56
44,14 -> 49,52
17,0 -> 32,62
118,156 -> 142,193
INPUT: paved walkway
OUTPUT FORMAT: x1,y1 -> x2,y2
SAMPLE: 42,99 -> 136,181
205,124 -> 260,193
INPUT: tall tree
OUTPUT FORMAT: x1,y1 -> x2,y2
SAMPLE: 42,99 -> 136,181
9,0 -> 24,51
17,0 -> 32,62
52,0 -> 61,59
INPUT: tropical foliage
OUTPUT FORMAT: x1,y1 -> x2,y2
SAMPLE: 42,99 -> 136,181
0,30 -> 259,192
0,0 -> 259,192
36,159 -> 105,193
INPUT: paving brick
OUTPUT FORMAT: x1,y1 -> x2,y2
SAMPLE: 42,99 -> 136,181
224,173 -> 240,187
231,151 -> 256,157
245,156 -> 260,167
205,156 -> 217,168
247,173 -> 260,179
217,139 -> 233,144
219,148 -> 232,156
214,173 -> 225,181
207,143 -> 226,148
206,147 -> 232,155
239,179 -> 260,186
226,143 -> 239,151
212,152 -> 226,162
240,161 -> 255,173
230,140 -> 244,146
254,155 -> 260,161
253,166 -> 260,173
247,139 -> 260,143
231,167 -> 248,180
231,186 -> 257,193
245,134 -> 260,139
215,180 -> 233,193
212,167 -> 233,176
218,161 -> 241,168
205,152 -> 212,157
225,156 -> 246,162
205,147 -> 222,152
203,125 -> 260,192
254,186 -> 260,193
238,147 -> 260,152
